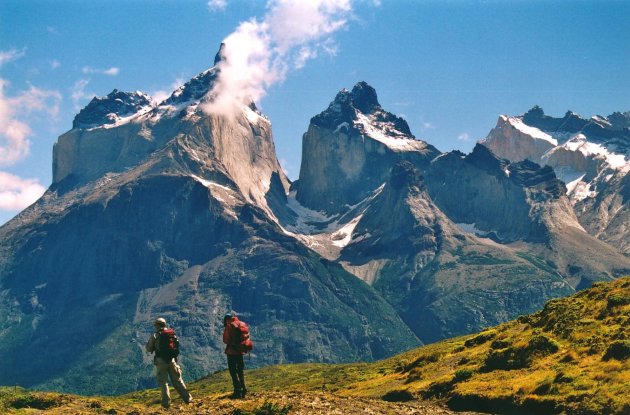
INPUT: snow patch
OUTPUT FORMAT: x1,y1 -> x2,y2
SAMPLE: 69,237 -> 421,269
331,215 -> 362,248
285,190 -> 337,233
456,223 -> 490,237
563,134 -> 628,170
354,113 -> 425,152
507,117 -> 558,145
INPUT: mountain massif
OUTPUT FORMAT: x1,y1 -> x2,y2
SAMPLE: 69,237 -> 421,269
0,48 -> 628,395
482,106 -> 630,253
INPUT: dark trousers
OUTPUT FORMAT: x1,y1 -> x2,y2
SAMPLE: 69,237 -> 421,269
227,354 -> 245,391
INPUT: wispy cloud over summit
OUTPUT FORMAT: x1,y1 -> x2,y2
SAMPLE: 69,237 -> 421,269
203,0 -> 353,117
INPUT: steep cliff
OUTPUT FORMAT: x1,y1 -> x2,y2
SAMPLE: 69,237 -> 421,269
295,82 -> 440,214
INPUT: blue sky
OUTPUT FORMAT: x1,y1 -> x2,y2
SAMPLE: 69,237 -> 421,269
0,0 -> 628,225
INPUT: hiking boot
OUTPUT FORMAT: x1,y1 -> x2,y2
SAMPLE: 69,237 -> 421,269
229,389 -> 241,399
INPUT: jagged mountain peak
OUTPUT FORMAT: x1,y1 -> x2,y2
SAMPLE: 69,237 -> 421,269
72,89 -> 153,129
162,68 -> 218,106
214,42 -> 227,65
311,81 -> 413,138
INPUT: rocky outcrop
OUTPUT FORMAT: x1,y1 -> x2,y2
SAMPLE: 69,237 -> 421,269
72,89 -> 153,129
295,82 -> 439,214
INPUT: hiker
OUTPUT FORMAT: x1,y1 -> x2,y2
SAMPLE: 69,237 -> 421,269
145,317 -> 193,408
223,313 -> 250,399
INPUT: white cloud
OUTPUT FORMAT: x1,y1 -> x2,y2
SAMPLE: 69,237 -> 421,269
0,48 -> 26,67
81,66 -> 120,76
151,78 -> 185,105
0,79 -> 62,167
208,0 -> 227,11
47,26 -> 60,35
102,67 -> 120,76
203,0 -> 352,117
422,122 -> 436,129
0,171 -> 46,211
50,59 -> 61,70
71,79 -> 93,109
458,132 -> 470,141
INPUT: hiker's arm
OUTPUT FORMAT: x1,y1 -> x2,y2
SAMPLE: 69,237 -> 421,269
222,327 -> 230,345
145,334 -> 156,353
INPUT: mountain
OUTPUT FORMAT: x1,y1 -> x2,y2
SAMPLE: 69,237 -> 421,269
282,86 -> 630,343
2,55 -> 629,397
294,81 -> 440,215
482,107 -> 630,253
4,276 -> 628,415
424,143 -> 630,290
0,52 -> 419,395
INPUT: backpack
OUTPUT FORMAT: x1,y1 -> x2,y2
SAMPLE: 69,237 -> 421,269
231,320 -> 254,353
157,328 -> 180,360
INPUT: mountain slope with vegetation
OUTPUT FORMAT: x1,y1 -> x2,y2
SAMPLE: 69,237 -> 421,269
2,277 -> 628,414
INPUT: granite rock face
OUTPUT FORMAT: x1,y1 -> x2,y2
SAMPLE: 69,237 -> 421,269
295,82 -> 440,214
482,107 -> 630,253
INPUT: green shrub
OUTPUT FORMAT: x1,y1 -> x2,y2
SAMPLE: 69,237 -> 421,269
528,335 -> 560,354
607,295 -> 630,308
464,331 -> 496,347
9,393 -> 69,409
382,389 -> 414,402
602,340 -> 630,361
453,369 -> 474,382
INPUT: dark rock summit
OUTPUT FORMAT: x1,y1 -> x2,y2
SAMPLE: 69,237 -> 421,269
311,81 -> 412,137
72,89 -> 152,129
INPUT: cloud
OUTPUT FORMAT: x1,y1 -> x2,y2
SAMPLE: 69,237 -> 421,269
203,0 -> 353,117
47,26 -> 60,35
151,78 -> 185,105
0,48 -> 26,67
81,66 -> 120,76
422,122 -> 436,130
70,78 -> 93,109
50,59 -> 61,70
0,171 -> 46,211
208,0 -> 227,11
458,132 -> 470,141
0,79 -> 62,166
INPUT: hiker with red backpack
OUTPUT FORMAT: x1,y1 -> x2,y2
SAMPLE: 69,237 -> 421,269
145,317 -> 193,408
222,312 -> 253,399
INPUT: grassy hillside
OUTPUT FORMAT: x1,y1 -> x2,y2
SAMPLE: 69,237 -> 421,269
2,277 -> 628,414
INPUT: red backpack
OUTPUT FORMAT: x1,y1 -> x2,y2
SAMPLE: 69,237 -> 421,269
157,328 -> 180,360
232,320 -> 254,353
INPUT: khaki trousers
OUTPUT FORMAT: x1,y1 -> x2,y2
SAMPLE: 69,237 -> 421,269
154,357 -> 192,407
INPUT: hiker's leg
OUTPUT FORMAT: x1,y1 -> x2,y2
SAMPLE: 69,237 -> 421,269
155,360 -> 171,408
168,361 -> 192,403
236,354 -> 246,395
227,355 -> 241,395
